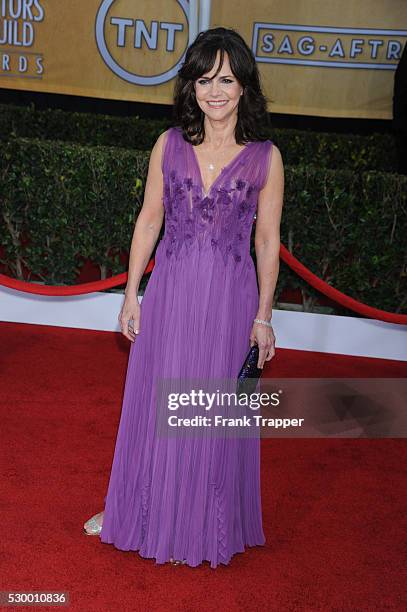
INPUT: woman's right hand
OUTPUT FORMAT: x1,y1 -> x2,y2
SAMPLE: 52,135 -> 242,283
118,296 -> 141,342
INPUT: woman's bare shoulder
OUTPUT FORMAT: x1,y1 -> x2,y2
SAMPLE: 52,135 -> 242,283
151,128 -> 176,159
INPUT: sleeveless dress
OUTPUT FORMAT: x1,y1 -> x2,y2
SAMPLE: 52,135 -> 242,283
100,126 -> 273,568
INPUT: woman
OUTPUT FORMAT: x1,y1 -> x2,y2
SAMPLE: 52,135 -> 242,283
84,26 -> 284,569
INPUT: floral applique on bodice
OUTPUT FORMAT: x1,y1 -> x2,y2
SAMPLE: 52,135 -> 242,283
160,126 -> 273,266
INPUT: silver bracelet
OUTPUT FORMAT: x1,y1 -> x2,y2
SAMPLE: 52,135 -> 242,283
253,318 -> 273,328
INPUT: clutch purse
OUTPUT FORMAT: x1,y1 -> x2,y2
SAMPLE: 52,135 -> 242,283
236,343 -> 263,396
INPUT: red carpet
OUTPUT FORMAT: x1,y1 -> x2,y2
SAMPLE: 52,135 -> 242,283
1,321 -> 406,611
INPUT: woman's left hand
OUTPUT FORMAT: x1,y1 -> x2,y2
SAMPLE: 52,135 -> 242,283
250,321 -> 276,368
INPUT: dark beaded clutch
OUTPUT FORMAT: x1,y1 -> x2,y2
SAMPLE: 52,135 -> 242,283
236,343 -> 263,396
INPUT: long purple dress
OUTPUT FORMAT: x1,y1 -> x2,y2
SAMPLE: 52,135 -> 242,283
100,126 -> 273,568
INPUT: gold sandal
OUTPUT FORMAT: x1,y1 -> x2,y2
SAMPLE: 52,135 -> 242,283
83,512 -> 103,536
169,557 -> 187,566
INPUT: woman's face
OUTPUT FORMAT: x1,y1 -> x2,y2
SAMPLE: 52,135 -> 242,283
194,50 -> 243,121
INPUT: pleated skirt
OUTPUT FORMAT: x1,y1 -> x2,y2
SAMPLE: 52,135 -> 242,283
100,239 -> 266,568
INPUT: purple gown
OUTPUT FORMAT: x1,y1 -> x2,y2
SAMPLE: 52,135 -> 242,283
100,126 -> 273,568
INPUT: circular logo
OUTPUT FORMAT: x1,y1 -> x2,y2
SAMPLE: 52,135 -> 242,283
95,0 -> 189,85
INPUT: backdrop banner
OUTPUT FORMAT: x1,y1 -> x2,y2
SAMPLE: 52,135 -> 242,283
0,0 -> 406,118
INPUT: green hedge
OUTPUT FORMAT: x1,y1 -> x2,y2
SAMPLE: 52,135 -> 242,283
1,136 -> 405,314
0,102 -> 398,173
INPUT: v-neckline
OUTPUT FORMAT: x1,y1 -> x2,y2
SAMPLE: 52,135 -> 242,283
189,139 -> 252,198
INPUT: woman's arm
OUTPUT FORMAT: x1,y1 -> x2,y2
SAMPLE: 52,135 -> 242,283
124,130 -> 167,301
251,144 -> 284,366
118,130 -> 167,341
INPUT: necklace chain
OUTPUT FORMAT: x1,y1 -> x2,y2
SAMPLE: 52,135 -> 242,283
195,141 -> 244,173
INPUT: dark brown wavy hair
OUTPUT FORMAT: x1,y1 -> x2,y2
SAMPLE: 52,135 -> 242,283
172,27 -> 271,145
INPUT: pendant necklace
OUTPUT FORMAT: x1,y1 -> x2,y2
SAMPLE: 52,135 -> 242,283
208,162 -> 225,171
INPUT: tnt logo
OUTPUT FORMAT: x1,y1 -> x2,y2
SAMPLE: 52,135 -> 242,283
95,0 -> 189,85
